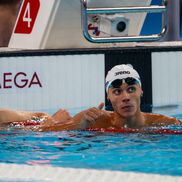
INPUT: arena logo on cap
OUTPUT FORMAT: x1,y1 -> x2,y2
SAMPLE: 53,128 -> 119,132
0,72 -> 42,89
115,71 -> 130,76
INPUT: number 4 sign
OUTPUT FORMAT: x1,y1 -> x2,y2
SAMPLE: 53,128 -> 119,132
15,0 -> 40,34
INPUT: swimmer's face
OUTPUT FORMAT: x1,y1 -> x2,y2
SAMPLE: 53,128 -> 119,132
107,79 -> 143,119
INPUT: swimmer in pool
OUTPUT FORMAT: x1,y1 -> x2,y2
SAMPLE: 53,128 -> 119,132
1,64 -> 181,131
38,64 -> 181,131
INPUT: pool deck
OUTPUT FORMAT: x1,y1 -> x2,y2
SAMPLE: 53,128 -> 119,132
0,163 -> 182,182
1,41 -> 182,53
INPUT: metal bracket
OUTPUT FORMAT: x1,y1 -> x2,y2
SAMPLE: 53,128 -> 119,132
81,0 -> 168,43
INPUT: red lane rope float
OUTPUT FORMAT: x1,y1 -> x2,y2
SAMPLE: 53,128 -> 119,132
85,128 -> 182,135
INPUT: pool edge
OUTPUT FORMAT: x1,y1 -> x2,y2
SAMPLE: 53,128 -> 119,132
0,163 -> 182,182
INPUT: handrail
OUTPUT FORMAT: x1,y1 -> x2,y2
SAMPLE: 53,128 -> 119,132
81,0 -> 168,43
86,6 -> 167,14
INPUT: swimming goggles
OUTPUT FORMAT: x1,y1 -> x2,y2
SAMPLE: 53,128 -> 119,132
108,77 -> 140,89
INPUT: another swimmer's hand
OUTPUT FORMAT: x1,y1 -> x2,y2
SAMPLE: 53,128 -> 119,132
80,103 -> 110,128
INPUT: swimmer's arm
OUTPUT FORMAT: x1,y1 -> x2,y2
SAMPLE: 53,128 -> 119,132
36,111 -> 85,131
37,104 -> 103,131
0,108 -> 51,126
37,109 -> 74,131
0,108 -> 31,125
37,104 -> 112,132
36,107 -> 91,131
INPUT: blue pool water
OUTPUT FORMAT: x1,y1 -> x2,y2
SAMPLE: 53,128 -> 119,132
1,123 -> 182,176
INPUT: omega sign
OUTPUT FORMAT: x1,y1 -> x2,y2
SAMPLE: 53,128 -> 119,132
0,72 -> 42,89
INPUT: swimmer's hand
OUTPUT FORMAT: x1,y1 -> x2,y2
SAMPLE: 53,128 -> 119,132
79,103 -> 111,129
41,109 -> 72,127
52,109 -> 72,123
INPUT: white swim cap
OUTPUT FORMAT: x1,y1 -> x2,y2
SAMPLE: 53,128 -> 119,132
105,64 -> 141,92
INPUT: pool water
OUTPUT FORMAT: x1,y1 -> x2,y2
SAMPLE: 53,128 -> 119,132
1,125 -> 182,176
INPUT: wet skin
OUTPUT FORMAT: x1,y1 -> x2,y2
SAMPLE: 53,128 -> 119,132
36,82 -> 181,132
37,83 -> 146,131
107,83 -> 143,120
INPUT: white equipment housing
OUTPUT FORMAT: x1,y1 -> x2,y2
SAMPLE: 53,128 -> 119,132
9,0 -> 152,49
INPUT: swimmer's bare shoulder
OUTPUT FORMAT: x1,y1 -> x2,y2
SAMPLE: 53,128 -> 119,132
143,112 -> 181,126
